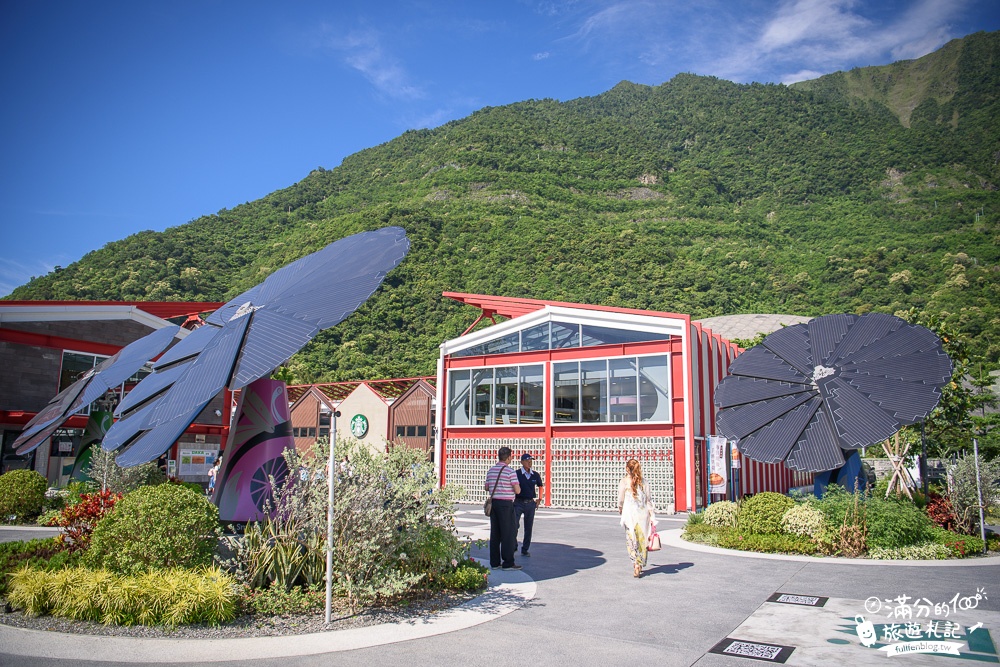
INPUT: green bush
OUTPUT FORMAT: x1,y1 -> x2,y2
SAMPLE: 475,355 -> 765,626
7,565 -> 237,627
0,469 -> 48,523
685,511 -> 704,526
864,494 -> 935,549
716,532 -> 819,555
930,527 -> 986,557
681,523 -> 731,546
0,537 -> 81,595
243,582 -> 325,616
87,484 -> 219,575
703,501 -> 739,528
438,560 -> 489,591
737,492 -> 795,535
781,503 -> 825,539
868,543 -> 951,560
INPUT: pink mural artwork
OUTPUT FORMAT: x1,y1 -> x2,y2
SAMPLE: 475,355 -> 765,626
213,378 -> 294,524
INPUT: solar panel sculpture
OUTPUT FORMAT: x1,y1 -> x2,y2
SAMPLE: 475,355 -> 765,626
714,313 -> 952,492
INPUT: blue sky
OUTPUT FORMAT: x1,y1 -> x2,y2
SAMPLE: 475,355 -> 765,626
1,0 -> 997,297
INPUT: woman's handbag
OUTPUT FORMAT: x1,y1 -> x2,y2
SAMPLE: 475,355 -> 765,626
484,465 -> 505,516
647,525 -> 662,551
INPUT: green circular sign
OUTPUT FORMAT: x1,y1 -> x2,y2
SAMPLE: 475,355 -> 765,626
350,414 -> 369,438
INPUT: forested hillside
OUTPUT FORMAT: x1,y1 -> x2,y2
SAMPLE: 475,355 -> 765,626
9,31 -> 999,382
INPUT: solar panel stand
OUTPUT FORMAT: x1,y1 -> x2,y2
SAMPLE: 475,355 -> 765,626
881,433 -> 914,500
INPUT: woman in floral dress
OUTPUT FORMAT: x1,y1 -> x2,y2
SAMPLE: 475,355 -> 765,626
617,459 -> 656,578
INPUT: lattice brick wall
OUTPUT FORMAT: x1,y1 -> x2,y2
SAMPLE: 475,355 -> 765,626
550,437 -> 674,514
445,438 -> 546,504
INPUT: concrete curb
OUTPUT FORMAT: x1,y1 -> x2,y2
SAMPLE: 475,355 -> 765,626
0,567 -> 535,663
664,528 -> 1000,566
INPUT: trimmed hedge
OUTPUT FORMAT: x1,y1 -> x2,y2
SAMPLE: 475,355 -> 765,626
704,501 -> 739,528
781,503 -> 825,539
737,492 -> 795,535
0,470 -> 48,523
87,484 -> 219,575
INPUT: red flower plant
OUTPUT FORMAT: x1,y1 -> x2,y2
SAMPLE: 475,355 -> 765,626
55,489 -> 122,552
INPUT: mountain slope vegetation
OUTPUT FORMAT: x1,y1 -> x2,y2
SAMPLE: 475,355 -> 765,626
10,31 -> 1000,382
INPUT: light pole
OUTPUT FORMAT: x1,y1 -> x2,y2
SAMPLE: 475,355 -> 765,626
325,410 -> 340,624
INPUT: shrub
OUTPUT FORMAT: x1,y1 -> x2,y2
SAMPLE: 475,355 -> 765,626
703,501 -> 739,528
52,489 -> 122,552
681,523 -> 731,546
716,532 -> 819,555
781,503 -> 825,539
84,446 -> 164,495
236,517 -> 325,591
815,486 -> 867,557
930,526 -> 986,558
87,484 -> 219,575
0,537 -> 81,596
737,492 -> 795,535
0,469 -> 48,523
685,511 -> 704,526
243,582 -> 325,616
864,494 -> 935,549
926,493 -> 959,531
7,565 -> 237,627
438,559 -> 489,591
947,455 -> 1000,536
868,543 -> 951,560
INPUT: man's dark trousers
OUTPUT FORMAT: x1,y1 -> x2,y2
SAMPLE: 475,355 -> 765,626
514,499 -> 536,554
489,499 -> 517,568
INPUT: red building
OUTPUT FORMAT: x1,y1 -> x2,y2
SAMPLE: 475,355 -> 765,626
435,293 -> 812,514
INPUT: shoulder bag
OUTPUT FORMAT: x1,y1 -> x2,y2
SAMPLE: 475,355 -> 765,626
484,464 -> 505,516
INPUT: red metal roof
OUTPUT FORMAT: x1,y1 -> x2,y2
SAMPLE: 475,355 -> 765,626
1,300 -> 224,320
286,377 -> 437,404
443,292 -> 690,322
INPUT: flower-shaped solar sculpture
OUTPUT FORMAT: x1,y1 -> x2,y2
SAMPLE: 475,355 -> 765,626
102,226 -> 409,467
714,312 -> 951,473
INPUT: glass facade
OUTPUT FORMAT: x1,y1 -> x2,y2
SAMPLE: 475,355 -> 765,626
447,364 -> 545,426
452,320 -> 669,357
449,355 -> 670,427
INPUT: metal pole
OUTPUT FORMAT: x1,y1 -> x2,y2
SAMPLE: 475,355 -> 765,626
972,438 -> 987,554
325,411 -> 339,624
920,421 -> 927,496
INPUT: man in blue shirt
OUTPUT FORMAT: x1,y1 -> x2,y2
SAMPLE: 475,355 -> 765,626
514,453 -> 544,557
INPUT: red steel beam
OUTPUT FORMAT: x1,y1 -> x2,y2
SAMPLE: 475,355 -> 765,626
0,328 -> 121,357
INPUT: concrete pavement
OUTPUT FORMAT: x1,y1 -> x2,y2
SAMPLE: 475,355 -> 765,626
1,508 -> 998,666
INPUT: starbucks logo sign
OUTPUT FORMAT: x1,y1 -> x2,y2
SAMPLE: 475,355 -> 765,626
350,414 -> 369,438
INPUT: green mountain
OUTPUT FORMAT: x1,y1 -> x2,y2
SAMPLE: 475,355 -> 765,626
10,31 -> 1000,382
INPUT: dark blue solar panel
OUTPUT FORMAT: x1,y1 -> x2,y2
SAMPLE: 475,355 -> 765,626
229,310 -> 319,389
148,313 -> 251,427
761,324 -> 812,376
113,404 -> 208,468
728,346 -> 809,383
102,400 -> 160,452
153,323 -> 221,369
715,311 -> 950,473
714,376 -> 811,409
115,361 -> 191,417
738,396 -> 822,463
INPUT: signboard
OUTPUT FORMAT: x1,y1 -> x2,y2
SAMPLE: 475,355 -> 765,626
178,446 -> 218,477
350,414 -> 369,439
167,459 -> 177,477
731,441 -> 741,468
708,435 -> 728,494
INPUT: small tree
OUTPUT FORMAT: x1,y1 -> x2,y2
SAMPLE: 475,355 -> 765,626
946,454 -> 1000,536
84,445 -> 165,494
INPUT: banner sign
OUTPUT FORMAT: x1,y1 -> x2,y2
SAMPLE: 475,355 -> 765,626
708,435 -> 728,494
731,441 -> 741,468
178,447 -> 218,477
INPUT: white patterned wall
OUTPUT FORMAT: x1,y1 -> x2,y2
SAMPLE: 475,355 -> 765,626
550,437 -> 674,513
445,438 -> 546,504
444,436 -> 674,514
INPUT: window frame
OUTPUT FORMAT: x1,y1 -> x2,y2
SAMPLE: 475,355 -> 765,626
548,352 -> 672,426
446,362 -> 547,428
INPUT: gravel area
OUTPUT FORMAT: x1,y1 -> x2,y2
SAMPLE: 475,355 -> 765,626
0,591 -> 478,639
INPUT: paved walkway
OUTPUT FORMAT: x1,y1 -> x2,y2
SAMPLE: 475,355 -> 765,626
1,510 -> 998,666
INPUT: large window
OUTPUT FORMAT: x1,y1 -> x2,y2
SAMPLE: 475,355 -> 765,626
447,365 -> 544,426
551,355 -> 671,424
452,320 -> 670,357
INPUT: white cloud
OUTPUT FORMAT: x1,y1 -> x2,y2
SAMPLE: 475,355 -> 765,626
709,0 -> 969,83
533,51 -> 551,60
0,256 -> 62,297
781,69 -> 826,84
323,27 -> 425,100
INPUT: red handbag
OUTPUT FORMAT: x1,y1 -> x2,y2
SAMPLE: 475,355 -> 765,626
647,526 -> 662,551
